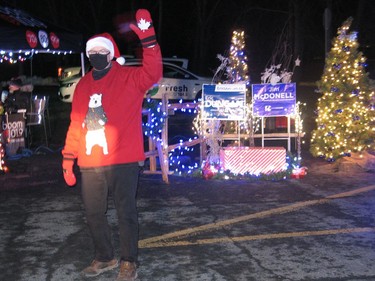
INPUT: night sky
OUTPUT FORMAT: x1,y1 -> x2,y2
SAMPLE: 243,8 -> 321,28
1,0 -> 374,82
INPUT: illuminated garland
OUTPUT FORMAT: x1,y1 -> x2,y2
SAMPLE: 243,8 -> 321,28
0,50 -> 34,63
294,101 -> 306,165
142,98 -> 166,141
0,49 -> 74,64
0,104 -> 5,174
0,132 -> 8,174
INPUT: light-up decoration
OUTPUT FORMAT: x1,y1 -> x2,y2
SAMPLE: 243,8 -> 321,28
0,7 -> 75,64
202,160 -> 221,179
200,29 -> 253,167
294,101 -> 306,165
220,146 -> 286,175
0,49 -> 74,64
0,50 -> 34,63
143,29 -> 303,180
0,133 -> 8,174
142,98 -> 166,141
142,99 -> 200,175
167,102 -> 200,175
310,17 -> 375,161
143,99 -> 299,179
228,30 -> 250,86
291,166 -> 307,179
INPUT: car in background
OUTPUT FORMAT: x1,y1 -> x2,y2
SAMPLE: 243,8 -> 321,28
57,65 -> 86,103
57,58 -> 212,103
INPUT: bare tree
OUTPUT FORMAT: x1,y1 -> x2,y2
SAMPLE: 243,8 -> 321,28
192,0 -> 223,73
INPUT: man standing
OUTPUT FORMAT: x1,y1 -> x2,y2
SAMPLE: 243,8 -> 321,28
4,78 -> 30,113
61,9 -> 162,281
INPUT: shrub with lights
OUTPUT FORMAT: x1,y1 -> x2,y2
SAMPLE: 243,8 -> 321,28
142,98 -> 166,141
310,17 -> 375,161
142,97 -> 201,175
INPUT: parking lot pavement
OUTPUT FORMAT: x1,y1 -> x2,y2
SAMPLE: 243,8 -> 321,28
0,152 -> 374,280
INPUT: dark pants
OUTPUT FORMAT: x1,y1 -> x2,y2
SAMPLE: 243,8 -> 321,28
80,163 -> 140,263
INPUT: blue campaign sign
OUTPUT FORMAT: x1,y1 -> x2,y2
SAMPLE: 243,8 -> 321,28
202,84 -> 246,120
252,83 -> 296,117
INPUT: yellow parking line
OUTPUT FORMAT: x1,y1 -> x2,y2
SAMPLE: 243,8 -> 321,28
140,227 -> 375,248
139,185 -> 375,248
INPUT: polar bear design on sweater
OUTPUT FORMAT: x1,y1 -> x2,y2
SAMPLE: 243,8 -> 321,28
83,93 -> 108,155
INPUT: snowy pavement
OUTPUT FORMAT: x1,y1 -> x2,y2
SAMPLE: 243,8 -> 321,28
1,152 -> 375,280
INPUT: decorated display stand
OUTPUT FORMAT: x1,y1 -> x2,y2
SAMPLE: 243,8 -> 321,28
141,88 -> 304,181
259,116 -> 293,151
200,83 -> 288,176
142,28 -> 308,181
252,82 -> 299,152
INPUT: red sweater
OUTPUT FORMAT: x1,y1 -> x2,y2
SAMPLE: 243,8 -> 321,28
63,45 -> 162,168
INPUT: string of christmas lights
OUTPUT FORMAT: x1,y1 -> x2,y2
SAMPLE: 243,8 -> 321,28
0,49 -> 74,64
142,29 -> 302,179
0,133 -> 8,174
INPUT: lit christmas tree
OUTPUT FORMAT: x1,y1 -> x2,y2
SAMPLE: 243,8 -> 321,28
224,30 -> 252,138
310,17 -> 375,161
228,30 -> 250,86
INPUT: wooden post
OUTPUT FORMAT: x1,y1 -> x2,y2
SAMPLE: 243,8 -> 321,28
156,140 -> 169,184
149,137 -> 156,172
143,109 -> 157,172
156,94 -> 169,183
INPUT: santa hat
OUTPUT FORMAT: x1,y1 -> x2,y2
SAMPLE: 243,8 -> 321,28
86,32 -> 125,65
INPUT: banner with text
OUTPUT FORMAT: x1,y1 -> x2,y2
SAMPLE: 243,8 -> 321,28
1,113 -> 26,155
252,83 -> 296,117
202,84 -> 246,120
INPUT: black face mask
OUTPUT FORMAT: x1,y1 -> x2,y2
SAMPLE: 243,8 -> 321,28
89,54 -> 110,70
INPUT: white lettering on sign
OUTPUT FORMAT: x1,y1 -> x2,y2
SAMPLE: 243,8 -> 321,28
253,92 -> 294,101
268,86 -> 280,92
2,121 -> 24,139
204,99 -> 244,109
38,30 -> 49,48
215,84 -> 246,92
204,97 -> 245,117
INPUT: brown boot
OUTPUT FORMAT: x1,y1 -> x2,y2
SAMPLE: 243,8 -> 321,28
116,261 -> 137,281
81,258 -> 118,277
